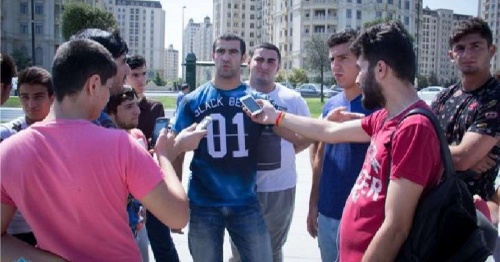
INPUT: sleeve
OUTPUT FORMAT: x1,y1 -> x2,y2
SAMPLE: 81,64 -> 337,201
121,133 -> 164,200
172,96 -> 194,134
390,116 -> 441,187
467,95 -> 500,138
361,110 -> 385,137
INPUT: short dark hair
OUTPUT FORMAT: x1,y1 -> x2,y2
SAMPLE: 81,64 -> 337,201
70,28 -> 128,58
327,29 -> 358,48
181,83 -> 189,90
249,42 -> 281,64
350,21 -> 416,84
212,33 -> 246,55
449,17 -> 493,48
52,39 -> 117,102
126,54 -> 146,70
1,53 -> 16,85
105,86 -> 137,115
17,66 -> 53,96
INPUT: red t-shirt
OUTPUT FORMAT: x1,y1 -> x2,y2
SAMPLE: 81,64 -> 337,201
339,101 -> 442,262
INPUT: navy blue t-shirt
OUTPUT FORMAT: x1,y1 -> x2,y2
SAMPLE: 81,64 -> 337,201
173,82 -> 266,206
318,93 -> 377,219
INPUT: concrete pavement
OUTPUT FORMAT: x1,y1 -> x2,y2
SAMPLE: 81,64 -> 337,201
150,150 -> 321,261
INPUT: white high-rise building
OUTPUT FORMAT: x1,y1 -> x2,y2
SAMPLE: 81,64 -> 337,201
1,0 -> 63,71
182,17 -> 214,84
164,44 -> 179,80
107,0 -> 165,76
419,7 -> 472,84
479,0 -> 500,73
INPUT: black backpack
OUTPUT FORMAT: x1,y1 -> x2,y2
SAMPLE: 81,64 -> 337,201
385,108 -> 491,262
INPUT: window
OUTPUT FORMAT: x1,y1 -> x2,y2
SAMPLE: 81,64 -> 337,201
35,47 -> 43,65
404,1 -> 410,10
250,14 -> 255,19
388,0 -> 393,4
250,32 -> 254,37
404,16 -> 409,25
377,0 -> 382,3
346,9 -> 352,19
35,23 -> 43,35
376,11 -> 382,18
228,3 -> 231,8
250,23 -> 254,28
357,0 -> 362,3
20,23 -> 28,34
35,3 -> 43,15
20,2 -> 28,14
250,5 -> 255,10
356,10 -> 361,20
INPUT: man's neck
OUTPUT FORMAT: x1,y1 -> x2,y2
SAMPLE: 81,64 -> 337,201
343,84 -> 362,101
212,77 -> 242,90
384,81 -> 420,118
45,98 -> 94,121
460,70 -> 492,91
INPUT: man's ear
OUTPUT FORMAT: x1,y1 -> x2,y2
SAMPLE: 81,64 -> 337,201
448,50 -> 455,62
489,44 -> 496,58
85,74 -> 101,96
375,60 -> 388,80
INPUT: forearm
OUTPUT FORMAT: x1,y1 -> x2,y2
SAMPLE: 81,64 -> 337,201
172,153 -> 185,182
362,222 -> 408,262
1,234 -> 66,261
309,142 -> 324,206
157,154 -> 186,201
279,113 -> 338,144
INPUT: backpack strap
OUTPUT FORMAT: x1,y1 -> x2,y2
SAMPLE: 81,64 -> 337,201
385,107 -> 455,187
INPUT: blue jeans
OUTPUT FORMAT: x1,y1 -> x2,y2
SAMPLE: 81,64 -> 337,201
145,210 -> 179,262
188,203 -> 272,262
317,213 -> 340,262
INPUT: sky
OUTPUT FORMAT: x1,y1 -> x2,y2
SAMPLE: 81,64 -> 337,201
161,0 -> 480,60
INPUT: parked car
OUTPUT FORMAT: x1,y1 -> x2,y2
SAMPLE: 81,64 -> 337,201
417,86 -> 445,105
296,83 -> 335,98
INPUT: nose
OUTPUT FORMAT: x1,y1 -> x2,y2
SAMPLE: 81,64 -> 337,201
28,98 -> 37,109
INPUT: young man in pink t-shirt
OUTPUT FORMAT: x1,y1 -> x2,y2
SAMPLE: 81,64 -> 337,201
246,21 -> 442,261
0,39 -> 206,261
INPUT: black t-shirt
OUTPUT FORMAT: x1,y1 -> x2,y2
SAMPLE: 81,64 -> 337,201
431,77 -> 500,200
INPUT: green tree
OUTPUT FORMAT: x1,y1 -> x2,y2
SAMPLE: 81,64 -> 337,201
288,68 -> 308,87
416,74 -> 429,90
61,1 -> 117,40
275,70 -> 287,82
304,34 -> 330,102
152,72 -> 166,86
11,49 -> 32,71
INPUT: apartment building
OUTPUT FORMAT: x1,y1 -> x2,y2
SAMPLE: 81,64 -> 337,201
182,17 -> 214,84
164,44 -> 179,80
419,8 -> 472,84
479,0 -> 500,73
105,0 -> 165,76
1,0 -> 63,71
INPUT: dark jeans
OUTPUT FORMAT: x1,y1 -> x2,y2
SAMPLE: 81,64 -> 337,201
13,232 -> 37,246
146,210 -> 179,262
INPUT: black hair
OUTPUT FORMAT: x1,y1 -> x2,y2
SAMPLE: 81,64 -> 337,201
126,54 -> 146,70
327,29 -> 358,48
212,33 -> 246,55
51,39 -> 117,102
249,42 -> 281,64
350,21 -> 416,84
17,66 -> 53,96
449,17 -> 493,48
105,86 -> 137,115
1,53 -> 17,85
70,28 -> 128,58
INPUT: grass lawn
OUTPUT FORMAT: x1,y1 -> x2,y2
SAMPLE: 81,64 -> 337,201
2,96 -> 326,118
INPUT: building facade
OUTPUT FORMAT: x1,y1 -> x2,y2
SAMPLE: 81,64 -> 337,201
419,7 -> 471,85
1,0 -> 63,71
164,44 -> 179,80
182,17 -> 214,85
106,0 -> 166,76
479,0 -> 500,73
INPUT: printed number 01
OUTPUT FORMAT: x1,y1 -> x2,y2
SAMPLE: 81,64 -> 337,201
206,113 -> 248,158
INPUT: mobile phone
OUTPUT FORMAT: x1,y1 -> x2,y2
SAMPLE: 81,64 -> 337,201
196,116 -> 213,131
239,94 -> 262,116
151,117 -> 169,148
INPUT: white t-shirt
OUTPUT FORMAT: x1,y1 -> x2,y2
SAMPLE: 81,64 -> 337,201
255,83 -> 310,192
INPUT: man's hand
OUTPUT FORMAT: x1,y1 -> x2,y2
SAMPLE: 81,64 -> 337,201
154,124 -> 206,161
470,153 -> 498,174
307,204 -> 319,238
243,99 -> 279,125
325,106 -> 365,123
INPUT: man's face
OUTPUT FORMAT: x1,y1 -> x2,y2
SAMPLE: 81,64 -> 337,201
212,40 -> 245,80
329,43 -> 359,90
113,97 -> 140,130
449,33 -> 495,76
126,65 -> 147,96
19,84 -> 54,123
249,48 -> 280,88
356,58 -> 386,110
112,54 -> 132,92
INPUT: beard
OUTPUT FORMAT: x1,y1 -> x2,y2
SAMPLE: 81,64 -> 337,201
116,119 -> 138,130
360,68 -> 386,110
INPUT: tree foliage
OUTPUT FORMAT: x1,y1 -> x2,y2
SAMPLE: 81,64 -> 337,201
288,68 -> 309,87
152,72 -> 167,86
275,70 -> 287,83
428,71 -> 439,86
416,74 -> 428,90
11,49 -> 32,71
61,1 -> 117,40
304,34 -> 330,75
